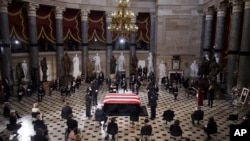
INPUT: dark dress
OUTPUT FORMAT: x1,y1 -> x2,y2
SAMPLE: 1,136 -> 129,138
3,106 -> 10,118
7,116 -> 22,131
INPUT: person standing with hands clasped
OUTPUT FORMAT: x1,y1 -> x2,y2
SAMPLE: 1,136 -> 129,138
207,83 -> 215,108
85,89 -> 92,118
150,91 -> 158,120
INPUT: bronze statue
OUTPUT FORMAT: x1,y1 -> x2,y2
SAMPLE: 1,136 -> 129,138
16,62 -> 24,83
110,55 -> 116,74
62,52 -> 72,75
40,57 -> 48,81
86,58 -> 94,77
130,54 -> 138,74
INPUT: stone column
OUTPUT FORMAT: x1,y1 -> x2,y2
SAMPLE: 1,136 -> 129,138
55,7 -> 65,78
203,7 -> 214,55
199,12 -> 206,56
214,2 -> 226,62
129,17 -> 136,75
27,3 -> 39,85
0,0 -> 11,80
238,0 -> 250,86
106,12 -> 112,76
150,13 -> 156,72
81,10 -> 89,78
226,0 -> 244,94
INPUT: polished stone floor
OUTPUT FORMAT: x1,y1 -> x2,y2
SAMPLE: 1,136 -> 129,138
0,81 -> 245,141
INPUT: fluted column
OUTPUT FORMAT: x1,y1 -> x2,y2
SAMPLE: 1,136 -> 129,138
55,7 -> 65,78
238,0 -> 250,87
27,3 -> 39,86
214,2 -> 226,63
81,10 -> 89,78
106,12 -> 112,77
226,0 -> 244,94
150,13 -> 156,71
129,16 -> 136,75
0,0 -> 11,80
203,7 -> 214,55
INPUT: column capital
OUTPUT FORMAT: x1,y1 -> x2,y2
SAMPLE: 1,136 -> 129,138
0,0 -> 11,13
231,0 -> 244,13
80,9 -> 89,21
244,0 -> 250,10
27,2 -> 39,17
215,2 -> 227,17
205,7 -> 214,20
106,11 -> 113,23
55,7 -> 65,19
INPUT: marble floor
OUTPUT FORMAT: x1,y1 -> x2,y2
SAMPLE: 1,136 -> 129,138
0,82 -> 245,141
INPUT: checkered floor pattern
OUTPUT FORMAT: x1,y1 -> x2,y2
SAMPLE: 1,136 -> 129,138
0,82 -> 244,141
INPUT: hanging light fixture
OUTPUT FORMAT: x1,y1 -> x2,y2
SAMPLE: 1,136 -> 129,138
108,0 -> 138,37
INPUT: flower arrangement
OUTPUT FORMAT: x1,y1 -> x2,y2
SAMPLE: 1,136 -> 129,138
231,85 -> 241,97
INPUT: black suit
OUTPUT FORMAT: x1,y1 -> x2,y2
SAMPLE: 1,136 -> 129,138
191,109 -> 204,125
163,110 -> 175,124
140,124 -> 152,136
85,93 -> 92,117
121,80 -> 127,93
61,106 -> 72,119
105,121 -> 118,139
67,118 -> 78,134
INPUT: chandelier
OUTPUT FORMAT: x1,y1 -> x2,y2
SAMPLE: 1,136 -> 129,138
108,0 -> 138,36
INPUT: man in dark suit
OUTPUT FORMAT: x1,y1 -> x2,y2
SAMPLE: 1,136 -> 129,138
129,75 -> 136,92
66,114 -> 78,134
105,117 -> 118,140
191,106 -> 204,125
121,78 -> 127,93
61,103 -> 73,120
140,119 -> 152,138
85,90 -> 92,118
150,91 -> 158,120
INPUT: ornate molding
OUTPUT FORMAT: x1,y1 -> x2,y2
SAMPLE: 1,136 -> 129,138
81,9 -> 89,21
55,7 -> 65,19
0,0 -> 11,13
27,2 -> 39,17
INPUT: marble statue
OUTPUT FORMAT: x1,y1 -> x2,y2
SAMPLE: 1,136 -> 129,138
147,52 -> 153,75
190,60 -> 199,77
93,53 -> 101,72
158,60 -> 166,85
118,52 -> 125,71
72,54 -> 81,79
21,60 -> 28,81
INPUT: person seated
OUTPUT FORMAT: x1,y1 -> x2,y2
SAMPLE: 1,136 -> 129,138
130,107 -> 139,127
240,111 -> 250,127
61,102 -> 72,120
191,106 -> 204,125
140,118 -> 152,138
33,114 -> 48,135
95,105 -> 108,127
3,102 -> 21,118
162,108 -> 175,124
33,128 -> 49,141
203,117 -> 217,139
7,111 -> 22,136
105,117 -> 118,141
66,114 -> 78,135
32,103 -> 41,119
169,120 -> 183,137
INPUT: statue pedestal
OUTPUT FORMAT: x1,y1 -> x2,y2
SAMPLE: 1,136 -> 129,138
119,71 -> 126,79
61,75 -> 74,87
